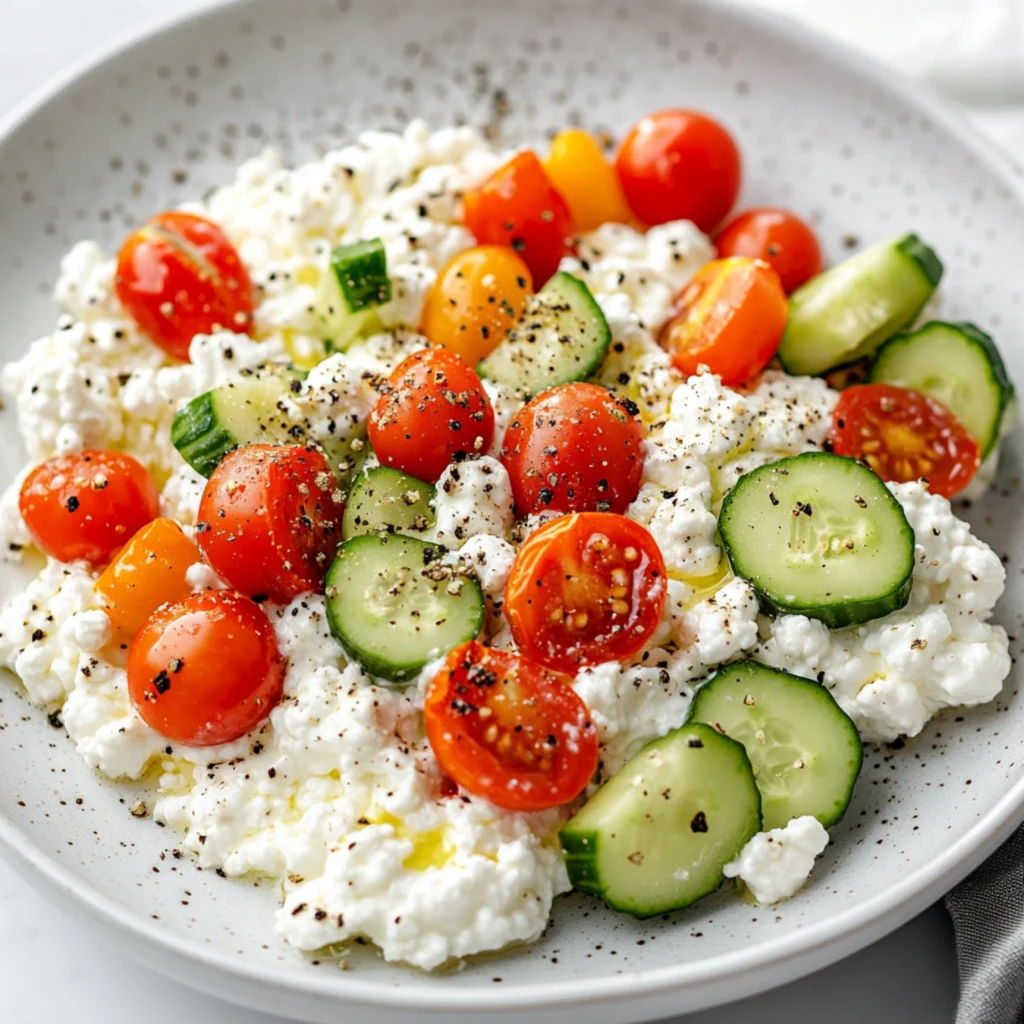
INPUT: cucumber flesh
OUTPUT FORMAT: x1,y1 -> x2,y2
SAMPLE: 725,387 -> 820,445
341,465 -> 435,540
687,661 -> 862,830
560,722 -> 761,917
315,238 -> 391,352
718,452 -> 915,628
779,233 -> 943,376
869,320 -> 1014,458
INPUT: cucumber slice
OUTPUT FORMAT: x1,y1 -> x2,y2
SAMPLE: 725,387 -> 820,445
687,661 -> 862,830
478,272 -> 611,396
315,238 -> 391,352
778,233 -> 943,376
869,320 -> 1014,458
324,533 -> 484,683
341,465 -> 435,540
560,722 -> 761,917
718,452 -> 914,628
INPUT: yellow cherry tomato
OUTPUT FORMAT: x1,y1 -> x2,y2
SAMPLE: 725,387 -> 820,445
420,246 -> 533,365
543,129 -> 634,232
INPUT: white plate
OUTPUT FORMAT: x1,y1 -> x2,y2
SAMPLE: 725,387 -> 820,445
1,0 -> 1023,1021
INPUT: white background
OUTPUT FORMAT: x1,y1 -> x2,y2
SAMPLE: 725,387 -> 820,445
2,0 -> 1008,1020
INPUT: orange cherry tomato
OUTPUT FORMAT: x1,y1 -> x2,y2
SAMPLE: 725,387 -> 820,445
423,640 -> 599,811
368,347 -> 495,483
830,383 -> 980,498
500,382 -> 645,517
543,129 -> 634,232
115,211 -> 254,362
196,445 -> 344,604
616,109 -> 741,232
19,450 -> 160,566
462,151 -> 573,285
127,589 -> 284,747
95,517 -> 200,641
660,256 -> 787,386
420,246 -> 533,365
504,512 -> 667,674
715,207 -> 822,294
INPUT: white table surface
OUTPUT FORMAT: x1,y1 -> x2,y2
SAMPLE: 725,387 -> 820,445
0,1 -> 981,1021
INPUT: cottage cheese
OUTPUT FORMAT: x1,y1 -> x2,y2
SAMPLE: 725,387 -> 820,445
723,815 -> 830,904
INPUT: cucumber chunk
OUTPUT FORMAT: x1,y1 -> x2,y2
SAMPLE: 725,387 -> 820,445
718,452 -> 914,628
869,320 -> 1014,458
341,465 -> 435,540
560,722 -> 761,917
778,233 -> 943,376
687,661 -> 862,830
478,271 -> 611,396
324,534 -> 483,683
315,238 -> 392,352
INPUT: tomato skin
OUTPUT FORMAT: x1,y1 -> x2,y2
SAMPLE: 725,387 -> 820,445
196,444 -> 344,604
115,211 -> 254,362
500,383 -> 645,517
423,640 -> 599,811
127,589 -> 284,747
715,207 -> 822,294
462,151 -> 574,285
504,512 -> 667,674
660,256 -> 787,386
616,110 -> 741,231
830,383 -> 980,498
543,129 -> 634,232
368,347 -> 495,483
19,450 -> 160,566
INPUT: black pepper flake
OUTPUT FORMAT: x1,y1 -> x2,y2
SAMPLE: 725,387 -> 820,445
31,628 -> 45,642
66,495 -> 80,513
687,737 -> 704,748
690,811 -> 709,833
152,669 -> 171,695
48,710 -> 63,729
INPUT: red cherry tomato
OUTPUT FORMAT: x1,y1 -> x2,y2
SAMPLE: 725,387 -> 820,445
423,640 -> 599,811
616,109 -> 741,231
368,347 -> 495,483
715,207 -> 822,294
830,383 -> 980,498
127,590 -> 284,747
18,450 -> 160,566
504,512 -> 667,674
196,445 -> 344,604
462,151 -> 574,285
115,211 -> 254,362
500,383 -> 645,517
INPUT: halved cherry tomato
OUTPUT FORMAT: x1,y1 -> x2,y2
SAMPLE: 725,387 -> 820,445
660,256 -> 787,386
196,444 -> 344,604
19,450 -> 160,566
368,347 -> 495,483
420,246 -> 533,365
504,512 -> 667,674
543,129 -> 634,232
616,109 -> 741,232
715,207 -> 822,294
501,382 -> 644,517
829,383 -> 980,498
95,517 -> 200,641
462,151 -> 573,285
423,640 -> 599,811
127,589 -> 284,747
115,211 -> 254,362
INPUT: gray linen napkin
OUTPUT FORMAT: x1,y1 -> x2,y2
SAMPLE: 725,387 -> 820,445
946,826 -> 1024,1023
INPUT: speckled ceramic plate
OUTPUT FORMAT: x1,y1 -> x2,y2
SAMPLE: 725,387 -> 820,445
1,0 -> 1023,1021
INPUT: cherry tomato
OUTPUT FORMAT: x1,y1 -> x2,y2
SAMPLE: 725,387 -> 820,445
19,450 -> 160,566
462,151 -> 573,285
420,246 -> 533,365
660,256 -> 787,386
423,640 -> 599,811
196,444 -> 344,604
543,129 -> 634,232
616,109 -> 741,232
504,512 -> 667,674
115,211 -> 254,362
501,383 -> 644,517
715,207 -> 822,294
127,589 -> 284,747
830,383 -> 980,498
368,347 -> 495,483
